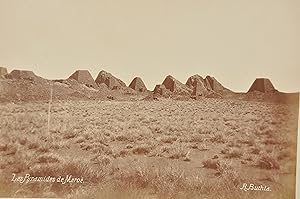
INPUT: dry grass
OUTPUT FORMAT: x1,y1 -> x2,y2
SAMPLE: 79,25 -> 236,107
202,159 -> 220,169
256,153 -> 280,170
0,98 -> 297,198
224,148 -> 243,159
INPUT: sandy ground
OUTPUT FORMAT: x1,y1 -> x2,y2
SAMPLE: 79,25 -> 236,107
0,98 -> 298,199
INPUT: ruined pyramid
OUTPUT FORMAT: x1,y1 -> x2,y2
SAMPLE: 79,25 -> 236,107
68,70 -> 98,89
186,74 -> 209,97
186,74 -> 205,88
129,77 -> 147,92
162,75 -> 192,94
204,75 -> 227,93
191,80 -> 208,97
95,70 -> 126,90
154,84 -> 167,96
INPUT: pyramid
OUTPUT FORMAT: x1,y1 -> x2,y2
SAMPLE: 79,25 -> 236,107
162,75 -> 192,94
186,74 -> 205,89
0,67 -> 8,78
186,74 -> 209,96
191,80 -> 208,97
204,76 -> 225,92
248,78 -> 276,93
95,70 -> 126,90
129,77 -> 147,92
68,70 -> 98,89
153,84 -> 167,95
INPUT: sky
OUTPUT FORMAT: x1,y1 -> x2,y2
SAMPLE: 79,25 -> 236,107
0,0 -> 299,92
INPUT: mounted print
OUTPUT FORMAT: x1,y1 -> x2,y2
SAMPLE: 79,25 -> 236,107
0,1 -> 299,199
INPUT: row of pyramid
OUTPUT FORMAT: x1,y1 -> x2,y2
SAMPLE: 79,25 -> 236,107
67,69 -> 276,95
68,70 -> 230,96
68,70 -> 147,92
0,67 -> 277,94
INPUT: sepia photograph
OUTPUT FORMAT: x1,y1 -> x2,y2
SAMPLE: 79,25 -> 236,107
0,0 -> 299,199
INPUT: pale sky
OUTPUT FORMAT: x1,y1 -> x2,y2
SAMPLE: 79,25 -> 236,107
0,0 -> 299,92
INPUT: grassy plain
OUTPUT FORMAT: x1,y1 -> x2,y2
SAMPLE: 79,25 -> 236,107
0,98 -> 298,199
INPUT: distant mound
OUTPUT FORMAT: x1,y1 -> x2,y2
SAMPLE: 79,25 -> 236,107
248,78 -> 277,93
129,77 -> 147,92
162,75 -> 192,95
68,70 -> 98,89
0,67 -> 8,78
4,70 -> 48,85
95,70 -> 126,90
6,70 -> 38,81
0,69 -> 51,102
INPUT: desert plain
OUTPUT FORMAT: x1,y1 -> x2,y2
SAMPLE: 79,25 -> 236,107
0,97 -> 298,199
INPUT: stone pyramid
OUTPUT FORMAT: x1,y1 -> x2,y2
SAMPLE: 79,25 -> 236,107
95,70 -> 126,90
186,74 -> 209,96
248,78 -> 277,93
68,70 -> 98,89
191,80 -> 209,97
129,77 -> 147,92
153,84 -> 167,95
186,74 -> 205,88
162,75 -> 192,94
204,75 -> 226,93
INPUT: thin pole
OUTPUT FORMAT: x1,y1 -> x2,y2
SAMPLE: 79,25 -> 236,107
47,84 -> 53,134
